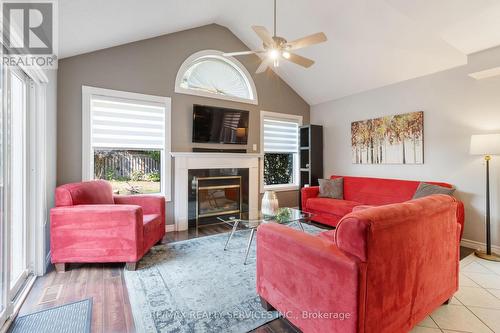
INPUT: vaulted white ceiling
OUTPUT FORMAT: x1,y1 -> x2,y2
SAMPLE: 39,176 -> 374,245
59,0 -> 500,105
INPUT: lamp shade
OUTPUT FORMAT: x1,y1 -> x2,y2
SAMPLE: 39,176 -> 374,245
470,134 -> 500,155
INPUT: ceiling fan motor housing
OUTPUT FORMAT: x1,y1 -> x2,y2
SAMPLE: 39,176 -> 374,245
270,36 -> 288,49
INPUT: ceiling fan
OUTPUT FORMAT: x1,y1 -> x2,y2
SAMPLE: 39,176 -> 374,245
223,0 -> 327,73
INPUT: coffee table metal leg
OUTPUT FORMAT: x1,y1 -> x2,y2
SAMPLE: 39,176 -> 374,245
244,228 -> 256,265
224,220 -> 240,250
297,220 -> 305,232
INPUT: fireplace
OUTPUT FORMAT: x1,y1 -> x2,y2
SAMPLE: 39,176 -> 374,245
171,152 -> 261,231
188,168 -> 249,228
195,176 -> 242,228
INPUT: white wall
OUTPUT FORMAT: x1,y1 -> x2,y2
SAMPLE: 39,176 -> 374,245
311,46 -> 500,248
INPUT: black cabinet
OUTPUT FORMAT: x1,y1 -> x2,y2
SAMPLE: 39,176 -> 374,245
299,125 -> 323,209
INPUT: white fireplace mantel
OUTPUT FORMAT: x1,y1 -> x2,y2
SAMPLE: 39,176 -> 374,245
171,152 -> 262,231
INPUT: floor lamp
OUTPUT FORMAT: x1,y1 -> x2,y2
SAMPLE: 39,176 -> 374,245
470,134 -> 500,262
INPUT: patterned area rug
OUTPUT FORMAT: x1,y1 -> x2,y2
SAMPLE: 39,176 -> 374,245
124,223 -> 324,333
8,299 -> 92,333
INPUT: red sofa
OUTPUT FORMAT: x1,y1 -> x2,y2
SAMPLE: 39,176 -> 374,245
50,180 -> 165,271
257,195 -> 462,333
302,175 -> 464,236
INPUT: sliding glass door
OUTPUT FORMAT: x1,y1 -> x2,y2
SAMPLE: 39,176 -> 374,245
8,69 -> 30,299
0,65 -> 34,328
0,59 -> 5,326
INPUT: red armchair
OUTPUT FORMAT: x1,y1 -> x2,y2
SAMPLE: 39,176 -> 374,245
50,180 -> 165,271
257,195 -> 462,333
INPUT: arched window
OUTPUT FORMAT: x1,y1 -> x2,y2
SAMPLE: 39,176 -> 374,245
175,50 -> 258,105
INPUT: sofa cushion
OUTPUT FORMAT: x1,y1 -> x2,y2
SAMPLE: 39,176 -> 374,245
143,214 -> 161,227
352,205 -> 376,212
143,213 -> 163,252
318,178 -> 343,199
306,198 -> 361,217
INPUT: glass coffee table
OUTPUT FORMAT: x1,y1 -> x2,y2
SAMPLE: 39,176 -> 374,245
217,208 -> 315,264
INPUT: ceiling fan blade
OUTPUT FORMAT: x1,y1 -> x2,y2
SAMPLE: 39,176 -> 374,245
286,53 -> 315,68
252,25 -> 275,47
256,59 -> 272,74
286,32 -> 327,50
223,51 -> 257,57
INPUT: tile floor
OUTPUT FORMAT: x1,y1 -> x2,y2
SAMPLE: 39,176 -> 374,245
411,253 -> 500,333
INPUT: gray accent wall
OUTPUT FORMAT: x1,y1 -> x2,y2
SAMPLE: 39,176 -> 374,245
57,24 -> 310,222
312,46 -> 500,248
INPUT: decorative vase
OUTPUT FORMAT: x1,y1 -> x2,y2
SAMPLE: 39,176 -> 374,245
261,191 -> 279,217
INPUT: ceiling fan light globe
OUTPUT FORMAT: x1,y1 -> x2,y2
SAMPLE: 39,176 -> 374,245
282,51 -> 290,59
269,49 -> 280,60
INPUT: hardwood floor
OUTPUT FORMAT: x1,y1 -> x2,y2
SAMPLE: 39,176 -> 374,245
18,224 -> 475,333
18,224 -> 237,333
18,263 -> 135,333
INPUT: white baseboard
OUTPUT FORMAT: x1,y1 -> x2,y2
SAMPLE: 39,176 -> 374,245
461,238 -> 500,253
166,224 -> 176,232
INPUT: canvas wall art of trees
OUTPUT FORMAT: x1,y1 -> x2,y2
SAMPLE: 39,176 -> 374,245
351,111 -> 424,164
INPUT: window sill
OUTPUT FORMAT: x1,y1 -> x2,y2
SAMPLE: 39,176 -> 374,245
262,184 -> 300,193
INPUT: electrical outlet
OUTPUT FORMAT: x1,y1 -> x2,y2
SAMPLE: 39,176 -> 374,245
252,144 -> 257,151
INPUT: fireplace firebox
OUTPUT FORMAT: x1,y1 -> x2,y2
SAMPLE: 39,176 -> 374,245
195,176 -> 242,228
187,168 -> 249,229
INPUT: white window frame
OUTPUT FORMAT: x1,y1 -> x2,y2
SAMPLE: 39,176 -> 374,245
260,111 -> 302,193
82,86 -> 172,201
175,50 -> 258,105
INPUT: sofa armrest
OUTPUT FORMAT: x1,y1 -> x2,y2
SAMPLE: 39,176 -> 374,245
257,223 -> 363,333
50,204 -> 144,263
114,195 -> 165,217
301,186 -> 320,211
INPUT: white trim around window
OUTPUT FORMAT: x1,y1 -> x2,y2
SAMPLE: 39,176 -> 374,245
82,86 -> 172,201
175,50 -> 258,105
260,111 -> 303,193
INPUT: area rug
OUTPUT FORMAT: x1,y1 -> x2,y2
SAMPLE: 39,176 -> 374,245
124,223 -> 324,333
8,298 -> 92,333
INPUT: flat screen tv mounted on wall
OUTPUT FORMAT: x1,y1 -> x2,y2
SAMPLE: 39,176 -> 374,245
192,104 -> 249,144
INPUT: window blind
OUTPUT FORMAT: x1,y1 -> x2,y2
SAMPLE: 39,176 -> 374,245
90,95 -> 165,149
263,117 -> 299,153
182,57 -> 253,100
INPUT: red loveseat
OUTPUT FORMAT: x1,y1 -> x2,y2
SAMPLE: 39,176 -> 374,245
257,195 -> 462,333
50,180 -> 165,271
302,175 -> 464,236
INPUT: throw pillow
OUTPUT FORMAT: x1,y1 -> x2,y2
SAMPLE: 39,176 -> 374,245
318,178 -> 343,199
413,182 -> 456,199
